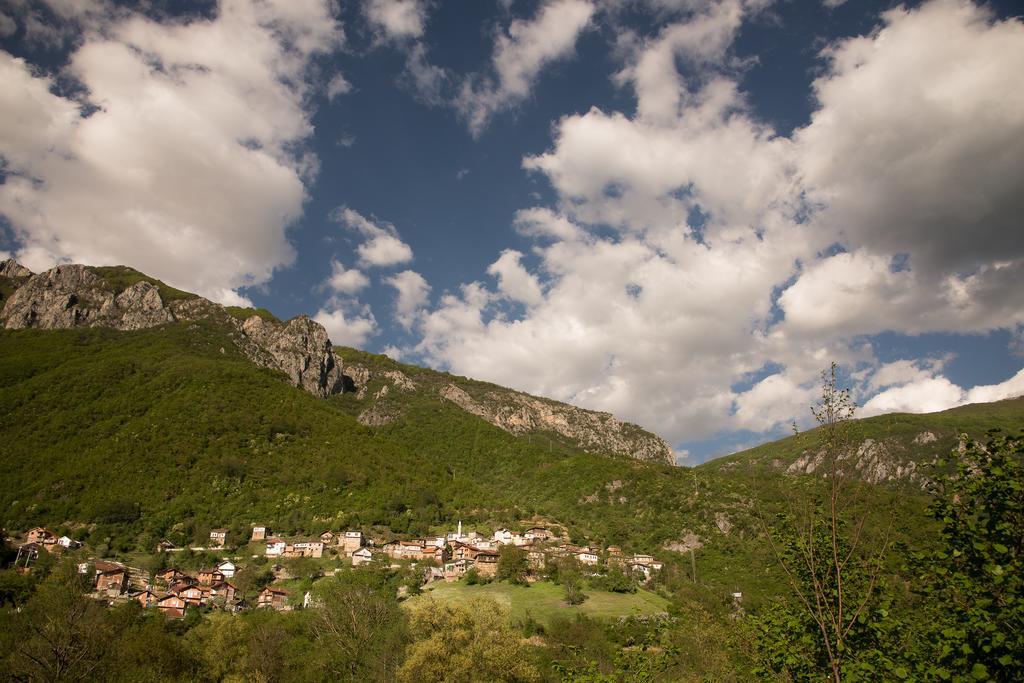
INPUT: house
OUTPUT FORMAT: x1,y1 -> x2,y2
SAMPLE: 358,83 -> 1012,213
351,547 -> 373,566
451,542 -> 481,562
178,585 -> 210,607
198,568 -> 225,586
632,554 -> 654,566
155,568 -> 192,586
341,531 -> 363,553
443,559 -> 471,580
217,560 -> 236,578
474,551 -> 500,577
578,551 -> 600,566
525,526 -> 551,541
157,594 -> 187,618
26,527 -> 55,545
57,535 -> 81,549
133,588 -> 160,608
319,530 -> 335,545
209,529 -> 228,548
210,581 -> 237,607
287,540 -> 324,558
14,542 -> 40,569
251,525 -> 269,541
265,538 -> 287,557
419,545 -> 447,564
155,539 -> 177,553
257,587 -> 289,611
94,562 -> 128,595
493,528 -> 513,545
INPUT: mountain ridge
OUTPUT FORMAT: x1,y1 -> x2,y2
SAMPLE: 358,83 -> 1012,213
0,259 -> 673,465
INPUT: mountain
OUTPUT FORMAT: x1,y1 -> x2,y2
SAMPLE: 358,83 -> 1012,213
0,260 -> 671,465
1,258 -> 1019,607
699,397 -> 1024,488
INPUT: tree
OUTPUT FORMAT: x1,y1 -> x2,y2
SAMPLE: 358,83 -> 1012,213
399,598 -> 541,682
755,363 -> 895,682
1,564 -> 114,681
911,431 -> 1024,682
310,569 -> 408,680
497,544 -> 529,585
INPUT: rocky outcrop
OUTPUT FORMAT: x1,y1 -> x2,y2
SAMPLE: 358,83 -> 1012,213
1,264 -> 174,330
787,437 -> 927,487
439,382 -> 674,465
0,258 -> 32,279
238,315 -> 343,398
0,261 -> 344,398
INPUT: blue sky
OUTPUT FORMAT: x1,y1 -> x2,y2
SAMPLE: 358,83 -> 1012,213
1,0 -> 1023,463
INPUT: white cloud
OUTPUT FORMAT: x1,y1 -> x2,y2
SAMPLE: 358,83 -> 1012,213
964,368 -> 1024,405
732,373 -> 817,433
860,368 -> 1024,417
0,0 -> 343,305
313,303 -> 379,347
385,269 -> 431,330
326,73 -> 352,100
331,206 -> 414,268
456,0 -> 595,136
363,0 -> 428,42
324,259 -> 370,295
487,250 -> 544,307
409,0 -> 1024,448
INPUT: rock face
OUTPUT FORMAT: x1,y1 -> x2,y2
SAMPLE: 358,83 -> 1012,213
0,262 -> 344,398
438,382 -> 674,465
1,264 -> 175,330
238,315 -> 344,398
786,437 -> 926,487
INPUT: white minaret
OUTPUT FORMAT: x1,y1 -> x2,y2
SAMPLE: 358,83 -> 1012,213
457,520 -> 462,539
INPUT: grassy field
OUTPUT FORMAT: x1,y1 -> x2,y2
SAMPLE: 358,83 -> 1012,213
405,580 -> 670,624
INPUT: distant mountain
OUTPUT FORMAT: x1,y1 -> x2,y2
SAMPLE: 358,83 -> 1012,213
698,397 -> 1024,488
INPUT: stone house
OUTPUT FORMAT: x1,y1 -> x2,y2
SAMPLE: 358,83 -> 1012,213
257,587 -> 289,611
319,531 -> 335,545
209,529 -> 228,548
94,562 -> 128,596
26,528 -> 55,545
251,525 -> 269,541
525,526 -> 551,541
341,531 -> 364,553
286,540 -> 324,558
474,551 -> 500,577
198,568 -> 225,586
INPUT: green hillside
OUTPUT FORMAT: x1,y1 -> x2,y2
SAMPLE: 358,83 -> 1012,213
700,397 -> 1024,486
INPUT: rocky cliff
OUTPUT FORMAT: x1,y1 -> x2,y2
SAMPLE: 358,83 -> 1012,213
337,353 -> 675,466
0,260 -> 343,397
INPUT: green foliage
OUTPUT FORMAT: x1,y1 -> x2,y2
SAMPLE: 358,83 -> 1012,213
497,544 -> 530,585
224,305 -> 281,323
910,431 -> 1024,682
589,568 -> 636,593
399,598 -> 541,682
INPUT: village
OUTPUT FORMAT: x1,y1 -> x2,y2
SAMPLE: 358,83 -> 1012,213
7,522 -> 666,617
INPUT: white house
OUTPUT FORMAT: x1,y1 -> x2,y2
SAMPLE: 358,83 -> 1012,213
351,547 -> 373,566
578,551 -> 600,566
57,536 -> 82,549
217,560 -> 236,578
265,538 -> 287,557
493,528 -> 513,544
